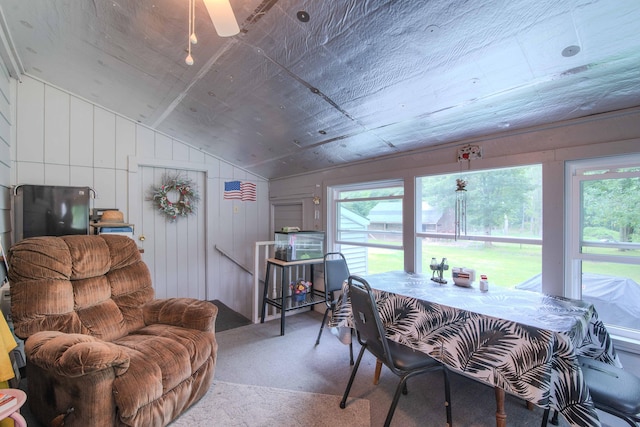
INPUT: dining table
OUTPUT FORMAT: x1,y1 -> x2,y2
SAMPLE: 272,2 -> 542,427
328,271 -> 622,427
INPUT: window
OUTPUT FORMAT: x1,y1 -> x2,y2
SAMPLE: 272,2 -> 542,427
329,180 -> 404,275
416,165 -> 542,287
567,155 -> 640,342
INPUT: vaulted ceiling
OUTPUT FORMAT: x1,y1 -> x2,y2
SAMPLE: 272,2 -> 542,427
1,0 -> 639,179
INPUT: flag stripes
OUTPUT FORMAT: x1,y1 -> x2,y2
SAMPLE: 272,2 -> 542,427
224,181 -> 257,201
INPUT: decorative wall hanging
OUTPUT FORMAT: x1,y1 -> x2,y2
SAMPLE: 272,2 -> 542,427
150,174 -> 199,222
223,181 -> 257,201
455,144 -> 481,240
455,178 -> 467,240
457,144 -> 482,162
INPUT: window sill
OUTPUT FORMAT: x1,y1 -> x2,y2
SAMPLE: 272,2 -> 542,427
612,334 -> 640,355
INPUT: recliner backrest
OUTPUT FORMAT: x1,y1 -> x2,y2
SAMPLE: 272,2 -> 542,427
8,235 -> 154,342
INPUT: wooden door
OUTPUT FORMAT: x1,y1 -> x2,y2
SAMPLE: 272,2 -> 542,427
138,166 -> 207,299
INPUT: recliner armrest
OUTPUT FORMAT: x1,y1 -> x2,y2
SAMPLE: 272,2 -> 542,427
142,298 -> 218,332
25,331 -> 130,377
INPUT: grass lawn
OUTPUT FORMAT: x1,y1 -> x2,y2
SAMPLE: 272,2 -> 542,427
368,243 -> 640,288
364,236 -> 640,289
368,243 -> 541,287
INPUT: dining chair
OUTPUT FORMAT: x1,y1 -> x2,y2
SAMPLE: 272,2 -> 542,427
340,275 -> 452,427
541,356 -> 640,427
315,252 -> 354,365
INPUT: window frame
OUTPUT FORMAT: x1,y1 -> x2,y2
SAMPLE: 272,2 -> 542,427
328,179 -> 405,252
414,164 -> 543,274
566,154 -> 640,344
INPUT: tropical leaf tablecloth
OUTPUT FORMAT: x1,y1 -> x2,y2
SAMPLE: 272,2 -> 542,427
328,271 -> 621,427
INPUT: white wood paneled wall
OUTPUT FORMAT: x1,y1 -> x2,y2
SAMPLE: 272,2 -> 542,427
7,74 -> 270,319
0,60 -> 12,254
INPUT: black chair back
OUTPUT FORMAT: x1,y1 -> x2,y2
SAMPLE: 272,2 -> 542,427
316,252 -> 354,365
341,275 -> 453,427
324,252 -> 350,294
348,275 -> 391,366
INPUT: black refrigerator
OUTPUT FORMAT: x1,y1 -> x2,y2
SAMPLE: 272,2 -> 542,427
14,185 -> 91,242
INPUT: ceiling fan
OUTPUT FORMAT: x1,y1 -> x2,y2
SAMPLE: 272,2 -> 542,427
186,0 -> 240,65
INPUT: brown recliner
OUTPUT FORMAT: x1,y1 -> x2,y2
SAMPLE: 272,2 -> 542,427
7,234 -> 218,427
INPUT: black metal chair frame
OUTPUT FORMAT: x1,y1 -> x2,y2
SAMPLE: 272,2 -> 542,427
340,275 -> 452,427
315,252 -> 353,365
542,356 -> 640,427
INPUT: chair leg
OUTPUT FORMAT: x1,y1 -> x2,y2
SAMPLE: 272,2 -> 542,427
315,307 -> 331,345
443,366 -> 452,427
349,342 -> 354,365
541,409 -> 560,427
385,375 -> 411,427
317,310 -> 354,366
384,366 -> 453,427
541,408 -> 550,427
340,345 -> 367,409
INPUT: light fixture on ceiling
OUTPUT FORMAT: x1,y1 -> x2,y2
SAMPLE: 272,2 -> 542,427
296,11 -> 310,22
186,0 -> 197,65
562,45 -> 581,57
186,0 -> 240,65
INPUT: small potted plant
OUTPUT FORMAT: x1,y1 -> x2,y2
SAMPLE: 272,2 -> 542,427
290,279 -> 311,302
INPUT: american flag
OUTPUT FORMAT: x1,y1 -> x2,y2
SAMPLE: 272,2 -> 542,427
224,181 -> 257,201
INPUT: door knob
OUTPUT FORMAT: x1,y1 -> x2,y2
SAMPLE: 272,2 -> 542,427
139,235 -> 146,242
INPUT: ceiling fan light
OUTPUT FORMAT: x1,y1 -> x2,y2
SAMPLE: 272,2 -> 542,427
203,0 -> 240,37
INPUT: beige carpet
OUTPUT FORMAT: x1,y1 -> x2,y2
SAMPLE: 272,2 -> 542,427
170,380 -> 371,427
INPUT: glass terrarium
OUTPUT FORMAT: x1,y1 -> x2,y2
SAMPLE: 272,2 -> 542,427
274,231 -> 325,262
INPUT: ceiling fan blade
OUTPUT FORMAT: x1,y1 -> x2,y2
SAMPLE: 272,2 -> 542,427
203,0 -> 240,37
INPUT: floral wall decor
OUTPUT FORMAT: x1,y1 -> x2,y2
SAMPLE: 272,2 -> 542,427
149,173 -> 200,222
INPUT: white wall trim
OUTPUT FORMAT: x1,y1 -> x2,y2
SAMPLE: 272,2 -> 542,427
127,156 -> 216,175
613,335 -> 640,355
554,137 -> 640,162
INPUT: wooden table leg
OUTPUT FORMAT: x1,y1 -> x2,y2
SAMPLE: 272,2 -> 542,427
373,359 -> 382,384
495,387 -> 507,427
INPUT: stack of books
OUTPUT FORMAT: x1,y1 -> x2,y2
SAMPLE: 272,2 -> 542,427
0,392 -> 16,408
